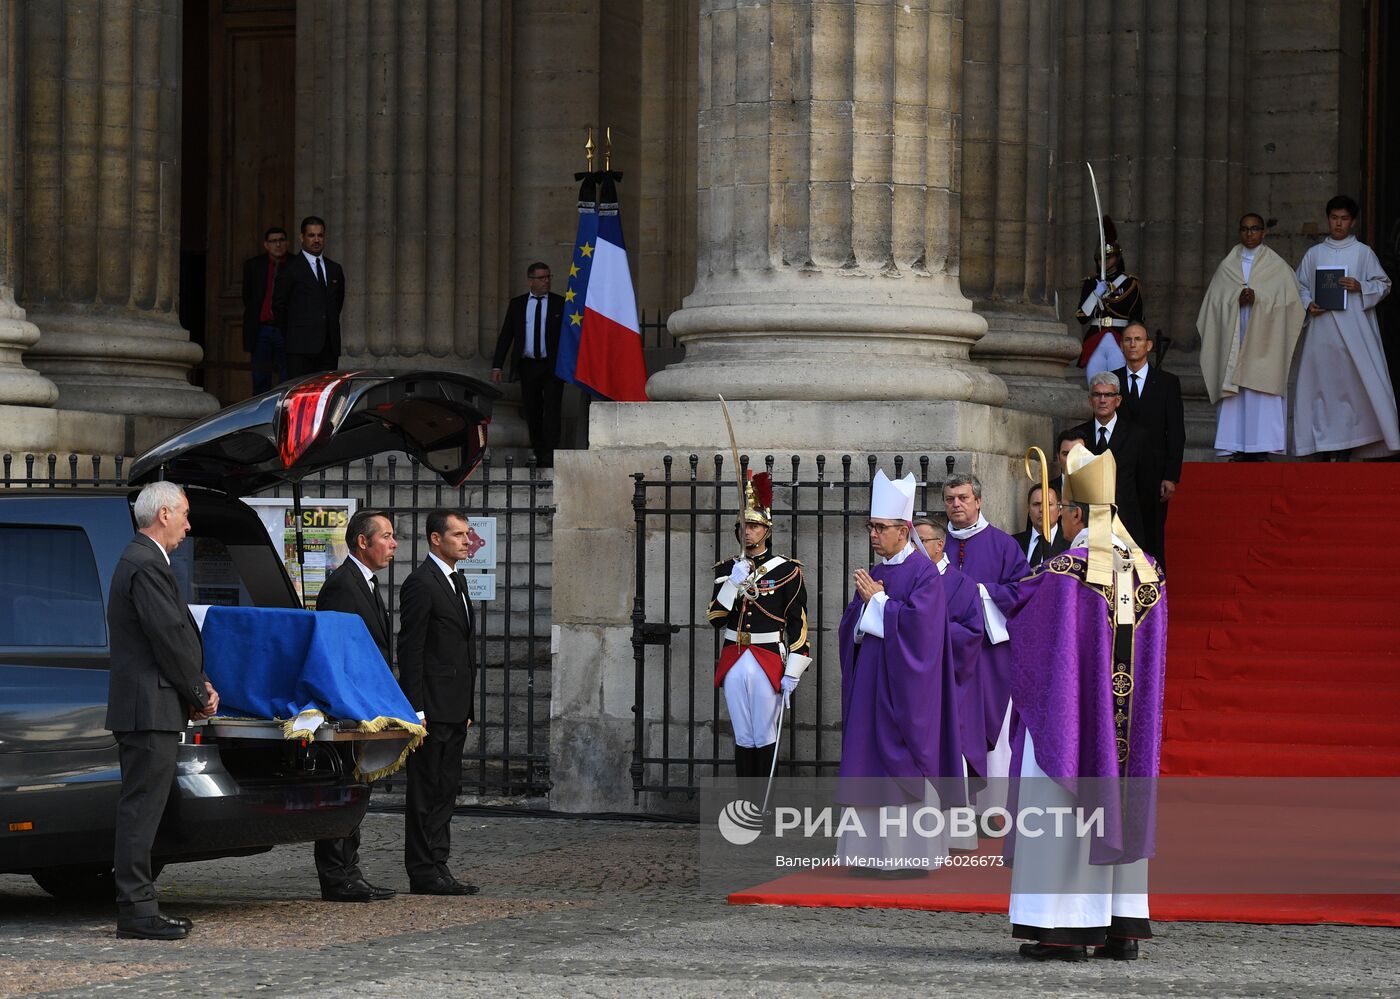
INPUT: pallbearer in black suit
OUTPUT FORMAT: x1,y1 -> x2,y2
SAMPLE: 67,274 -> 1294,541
397,509 -> 481,895
1012,483 -> 1071,568
312,509 -> 399,901
1113,322 -> 1185,562
106,482 -> 219,940
1070,372 -> 1151,556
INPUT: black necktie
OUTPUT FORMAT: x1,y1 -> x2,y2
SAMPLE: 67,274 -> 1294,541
1098,426 -> 1109,451
532,296 -> 544,358
1030,537 -> 1043,566
1130,372 -> 1140,401
369,575 -> 388,634
451,570 -> 472,625
315,256 -> 326,286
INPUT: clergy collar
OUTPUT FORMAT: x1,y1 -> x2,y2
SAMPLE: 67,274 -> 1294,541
880,540 -> 917,565
1325,236 -> 1358,249
936,553 -> 950,575
946,514 -> 989,541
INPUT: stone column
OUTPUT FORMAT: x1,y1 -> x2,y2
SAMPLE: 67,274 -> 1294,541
0,0 -> 58,409
649,0 -> 1005,406
961,0 -> 1081,418
18,0 -> 216,422
296,0 -> 514,373
1057,0 -> 1247,450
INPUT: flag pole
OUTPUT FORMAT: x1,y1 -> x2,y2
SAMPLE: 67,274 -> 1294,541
584,125 -> 594,171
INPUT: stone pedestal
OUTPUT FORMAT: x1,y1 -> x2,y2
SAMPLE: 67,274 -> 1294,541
961,0 -> 1081,419
16,0 -> 216,423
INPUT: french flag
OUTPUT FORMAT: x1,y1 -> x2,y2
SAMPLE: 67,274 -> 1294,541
571,176 -> 649,402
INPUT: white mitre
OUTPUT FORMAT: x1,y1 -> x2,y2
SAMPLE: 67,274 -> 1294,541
870,469 -> 916,522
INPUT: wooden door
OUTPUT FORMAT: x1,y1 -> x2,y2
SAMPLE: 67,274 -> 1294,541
200,1 -> 296,405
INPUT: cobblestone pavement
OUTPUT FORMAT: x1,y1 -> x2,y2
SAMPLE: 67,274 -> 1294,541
1,810 -> 1396,998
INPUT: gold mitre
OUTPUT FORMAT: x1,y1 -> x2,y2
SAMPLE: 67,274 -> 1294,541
1062,444 -> 1158,587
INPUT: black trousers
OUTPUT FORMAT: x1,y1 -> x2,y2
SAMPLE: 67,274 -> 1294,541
113,730 -> 180,916
404,719 -> 469,883
314,825 -> 363,886
516,357 -> 563,466
285,338 -> 340,381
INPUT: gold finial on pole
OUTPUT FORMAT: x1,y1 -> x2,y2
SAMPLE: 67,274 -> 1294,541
1024,446 -> 1052,542
585,126 -> 595,171
604,126 -> 612,170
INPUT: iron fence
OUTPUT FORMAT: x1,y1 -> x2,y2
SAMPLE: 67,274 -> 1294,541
630,452 -> 959,801
1,451 -> 553,799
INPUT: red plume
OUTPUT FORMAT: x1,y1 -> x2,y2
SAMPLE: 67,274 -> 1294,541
752,472 -> 773,511
1102,215 -> 1119,245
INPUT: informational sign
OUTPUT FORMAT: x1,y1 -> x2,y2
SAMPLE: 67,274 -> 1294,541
463,573 -> 496,601
455,517 -> 497,569
243,497 -> 359,609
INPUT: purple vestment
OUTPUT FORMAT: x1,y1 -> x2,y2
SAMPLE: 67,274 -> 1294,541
1007,549 -> 1168,865
939,565 -> 988,783
949,525 -> 1030,745
836,553 -> 965,808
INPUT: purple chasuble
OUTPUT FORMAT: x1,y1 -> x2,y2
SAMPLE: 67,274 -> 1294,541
1007,549 -> 1167,865
836,553 -> 965,809
950,525 -> 1030,744
939,565 -> 989,784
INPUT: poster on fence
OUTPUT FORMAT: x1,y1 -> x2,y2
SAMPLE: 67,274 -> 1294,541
243,497 -> 359,609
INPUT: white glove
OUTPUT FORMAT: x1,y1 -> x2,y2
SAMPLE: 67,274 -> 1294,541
728,560 -> 751,586
1094,279 -> 1109,298
780,675 -> 799,707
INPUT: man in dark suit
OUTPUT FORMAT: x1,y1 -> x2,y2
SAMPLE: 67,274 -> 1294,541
1113,322 -> 1185,562
273,215 -> 346,380
1053,428 -> 1088,499
1071,372 -> 1151,554
311,508 -> 398,901
241,226 -> 291,393
106,482 -> 219,940
1012,483 -> 1071,567
397,509 -> 480,895
491,261 -> 565,466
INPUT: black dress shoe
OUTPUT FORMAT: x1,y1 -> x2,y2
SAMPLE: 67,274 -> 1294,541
365,882 -> 397,901
116,914 -> 188,940
165,914 -> 193,931
321,877 -> 382,902
410,876 -> 480,896
1093,938 -> 1139,961
1018,942 -> 1088,962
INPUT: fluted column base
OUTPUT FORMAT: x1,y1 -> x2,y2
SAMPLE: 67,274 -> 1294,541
0,290 -> 59,407
970,305 -> 1085,420
652,276 -> 1007,406
23,306 -> 218,420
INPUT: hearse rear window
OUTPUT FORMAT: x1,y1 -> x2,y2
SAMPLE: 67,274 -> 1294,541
0,525 -> 106,647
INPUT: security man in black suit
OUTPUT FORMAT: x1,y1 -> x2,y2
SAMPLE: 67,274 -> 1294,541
106,481 -> 219,940
396,509 -> 481,895
1012,483 -> 1071,567
241,226 -> 291,392
311,508 -> 398,901
1112,322 -> 1185,563
1071,371 -> 1152,556
491,260 -> 566,466
273,215 -> 346,379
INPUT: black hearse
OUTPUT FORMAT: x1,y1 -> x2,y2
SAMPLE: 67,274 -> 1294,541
0,371 -> 495,897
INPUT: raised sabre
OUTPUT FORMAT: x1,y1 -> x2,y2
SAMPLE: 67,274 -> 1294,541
1087,162 -> 1107,288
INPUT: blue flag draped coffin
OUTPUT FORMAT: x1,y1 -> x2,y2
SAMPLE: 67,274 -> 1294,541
202,606 -> 426,780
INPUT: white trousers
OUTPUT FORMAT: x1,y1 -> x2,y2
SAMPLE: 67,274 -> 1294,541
1084,337 -> 1127,384
1008,731 -> 1149,929
722,651 -> 781,748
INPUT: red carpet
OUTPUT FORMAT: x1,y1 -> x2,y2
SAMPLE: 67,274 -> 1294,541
730,463 -> 1400,926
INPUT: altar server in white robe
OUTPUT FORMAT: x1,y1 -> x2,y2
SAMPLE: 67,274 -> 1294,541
1197,213 -> 1304,458
1293,195 -> 1400,460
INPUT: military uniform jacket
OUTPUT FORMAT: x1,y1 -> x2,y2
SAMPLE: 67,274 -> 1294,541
1076,270 -> 1145,366
708,549 -> 810,692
